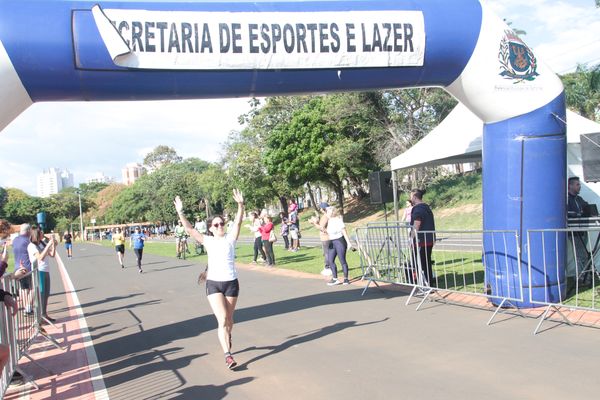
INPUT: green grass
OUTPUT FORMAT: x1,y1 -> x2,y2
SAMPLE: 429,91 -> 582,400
435,210 -> 483,230
426,172 -> 482,209
431,250 -> 485,294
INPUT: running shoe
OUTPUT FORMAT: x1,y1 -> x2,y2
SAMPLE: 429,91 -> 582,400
225,355 -> 237,370
327,278 -> 341,286
139,269 -> 143,274
343,279 -> 350,285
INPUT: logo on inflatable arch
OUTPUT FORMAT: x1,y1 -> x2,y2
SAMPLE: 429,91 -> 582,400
498,30 -> 539,83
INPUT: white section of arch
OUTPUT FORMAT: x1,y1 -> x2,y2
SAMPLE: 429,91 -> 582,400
0,39 -> 32,132
447,1 -> 563,124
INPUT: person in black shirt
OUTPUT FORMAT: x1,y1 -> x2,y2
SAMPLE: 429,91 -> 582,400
568,176 -> 588,218
567,177 -> 591,285
410,189 -> 436,286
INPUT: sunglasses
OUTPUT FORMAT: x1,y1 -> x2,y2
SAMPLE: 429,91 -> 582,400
212,222 -> 225,228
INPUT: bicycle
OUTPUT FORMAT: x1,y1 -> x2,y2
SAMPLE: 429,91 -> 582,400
176,236 -> 189,260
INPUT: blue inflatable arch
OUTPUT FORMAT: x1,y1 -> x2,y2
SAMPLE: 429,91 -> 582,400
0,0 -> 566,307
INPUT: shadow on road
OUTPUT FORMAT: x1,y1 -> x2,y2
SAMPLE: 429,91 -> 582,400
91,288 -> 405,363
235,318 -> 389,369
163,377 -> 254,400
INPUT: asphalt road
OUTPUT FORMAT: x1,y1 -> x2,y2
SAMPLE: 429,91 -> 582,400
48,242 -> 600,400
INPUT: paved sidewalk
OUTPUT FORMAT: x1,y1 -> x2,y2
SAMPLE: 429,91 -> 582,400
6,242 -> 600,399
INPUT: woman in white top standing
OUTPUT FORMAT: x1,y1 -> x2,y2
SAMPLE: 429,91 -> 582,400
27,226 -> 56,322
174,189 -> 244,370
324,206 -> 354,286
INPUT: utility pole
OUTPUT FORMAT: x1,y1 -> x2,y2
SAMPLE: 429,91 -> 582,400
77,190 -> 84,241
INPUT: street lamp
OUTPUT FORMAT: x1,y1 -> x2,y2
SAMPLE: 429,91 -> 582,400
76,189 -> 84,241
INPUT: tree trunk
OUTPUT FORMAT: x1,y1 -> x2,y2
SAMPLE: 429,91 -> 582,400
279,196 -> 288,217
336,185 -> 345,216
306,182 -> 319,212
330,178 -> 345,215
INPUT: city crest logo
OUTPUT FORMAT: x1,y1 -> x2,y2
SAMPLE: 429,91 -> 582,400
498,30 -> 539,83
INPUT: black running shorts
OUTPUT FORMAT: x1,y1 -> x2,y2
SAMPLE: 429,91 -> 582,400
115,245 -> 125,254
206,279 -> 240,297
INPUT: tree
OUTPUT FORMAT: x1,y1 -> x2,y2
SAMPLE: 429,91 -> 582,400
86,183 -> 127,224
0,187 -> 7,217
234,96 -> 308,211
2,189 -> 44,224
265,95 -> 380,213
45,190 -> 85,221
77,182 -> 110,197
562,64 -> 600,121
198,164 -> 230,217
104,158 -> 211,223
143,145 -> 183,171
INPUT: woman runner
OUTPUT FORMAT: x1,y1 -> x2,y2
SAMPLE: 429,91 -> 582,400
174,189 -> 244,370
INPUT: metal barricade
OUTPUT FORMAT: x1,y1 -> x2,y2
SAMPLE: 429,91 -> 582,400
527,227 -> 600,334
410,230 -> 523,324
0,265 -> 63,398
1,274 -> 20,397
356,222 -> 422,296
355,223 -> 420,296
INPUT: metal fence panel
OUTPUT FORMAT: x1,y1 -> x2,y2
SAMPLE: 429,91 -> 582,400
357,224 -> 524,324
527,228 -> 600,333
415,230 -> 523,305
0,266 -> 55,396
355,223 -> 421,294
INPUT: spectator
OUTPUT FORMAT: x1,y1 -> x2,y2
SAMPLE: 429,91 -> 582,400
402,200 -> 413,223
0,219 -> 10,277
194,216 -> 207,234
258,215 -> 276,267
567,176 -> 591,284
288,199 -> 298,214
28,226 -> 56,323
0,288 -> 17,374
410,189 -> 436,286
567,176 -> 589,218
279,212 -> 290,250
247,212 -> 266,264
324,206 -> 353,286
310,203 -> 332,277
288,209 -> 299,252
12,224 -> 33,313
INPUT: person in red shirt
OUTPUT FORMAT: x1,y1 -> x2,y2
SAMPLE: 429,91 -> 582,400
258,215 -> 276,267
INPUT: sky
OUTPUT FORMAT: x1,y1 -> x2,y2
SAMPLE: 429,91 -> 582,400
1,0 -> 599,195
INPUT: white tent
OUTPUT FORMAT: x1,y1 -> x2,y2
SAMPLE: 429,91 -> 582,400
390,104 -> 600,206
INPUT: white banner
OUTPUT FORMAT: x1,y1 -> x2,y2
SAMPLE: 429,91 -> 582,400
92,6 -> 425,70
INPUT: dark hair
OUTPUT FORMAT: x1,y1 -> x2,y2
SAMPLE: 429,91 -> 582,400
568,176 -> 580,184
411,189 -> 425,200
0,219 -> 10,239
206,215 -> 225,236
30,226 -> 44,245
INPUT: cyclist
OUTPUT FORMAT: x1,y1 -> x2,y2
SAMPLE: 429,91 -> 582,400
174,221 -> 188,259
